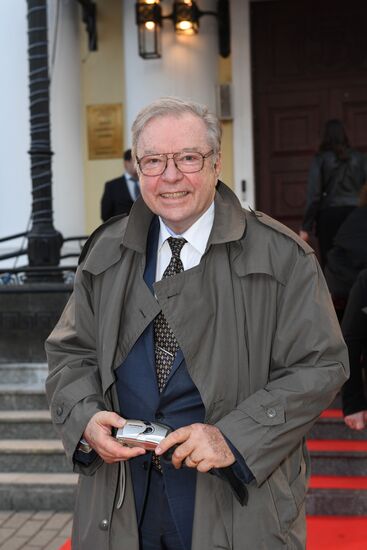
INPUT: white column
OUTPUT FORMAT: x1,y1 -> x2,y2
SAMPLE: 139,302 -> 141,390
48,0 -> 85,262
231,0 -> 255,209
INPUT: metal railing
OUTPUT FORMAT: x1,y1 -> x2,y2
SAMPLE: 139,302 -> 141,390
0,232 -> 88,284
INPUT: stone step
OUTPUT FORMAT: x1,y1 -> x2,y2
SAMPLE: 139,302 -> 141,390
0,385 -> 48,410
308,440 -> 367,476
0,362 -> 48,385
309,410 -> 367,441
0,410 -> 57,439
306,488 -> 367,515
0,473 -> 77,511
0,440 -> 72,473
306,476 -> 367,516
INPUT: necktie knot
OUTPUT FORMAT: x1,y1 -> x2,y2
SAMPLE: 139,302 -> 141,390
167,237 -> 186,258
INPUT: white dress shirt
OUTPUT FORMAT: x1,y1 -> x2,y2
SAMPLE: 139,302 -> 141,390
125,172 -> 140,201
156,202 -> 215,281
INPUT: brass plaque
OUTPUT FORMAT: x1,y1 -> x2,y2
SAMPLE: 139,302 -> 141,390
87,103 -> 123,160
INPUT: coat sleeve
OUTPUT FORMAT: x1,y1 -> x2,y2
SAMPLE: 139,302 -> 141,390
45,264 -> 105,474
216,249 -> 349,486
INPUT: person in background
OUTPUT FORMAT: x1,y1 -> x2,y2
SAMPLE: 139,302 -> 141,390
325,182 -> 367,317
341,269 -> 367,430
299,119 -> 367,269
101,148 -> 140,222
45,97 -> 348,550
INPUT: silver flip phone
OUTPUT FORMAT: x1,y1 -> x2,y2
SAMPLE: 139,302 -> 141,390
115,419 -> 173,451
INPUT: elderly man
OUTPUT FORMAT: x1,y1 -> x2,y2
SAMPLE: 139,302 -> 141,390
46,97 -> 348,550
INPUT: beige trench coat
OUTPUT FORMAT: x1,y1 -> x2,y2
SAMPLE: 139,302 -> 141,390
45,182 -> 349,550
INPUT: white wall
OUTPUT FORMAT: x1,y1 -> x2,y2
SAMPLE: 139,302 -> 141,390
123,0 -> 220,146
0,1 -> 30,267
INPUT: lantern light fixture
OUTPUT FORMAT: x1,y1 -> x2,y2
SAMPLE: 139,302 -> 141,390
135,0 -> 230,59
135,0 -> 163,59
173,1 -> 200,35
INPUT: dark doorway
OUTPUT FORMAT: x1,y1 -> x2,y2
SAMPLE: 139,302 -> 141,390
251,0 -> 367,233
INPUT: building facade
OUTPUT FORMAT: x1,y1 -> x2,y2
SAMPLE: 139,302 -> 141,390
1,0 -> 366,266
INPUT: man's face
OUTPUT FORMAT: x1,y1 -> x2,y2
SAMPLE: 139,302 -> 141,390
136,113 -> 221,234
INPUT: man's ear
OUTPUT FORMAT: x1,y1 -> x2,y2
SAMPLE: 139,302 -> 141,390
214,151 -> 222,177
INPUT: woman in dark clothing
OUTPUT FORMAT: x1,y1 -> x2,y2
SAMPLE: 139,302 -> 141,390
342,269 -> 367,430
299,119 -> 367,269
325,183 -> 367,306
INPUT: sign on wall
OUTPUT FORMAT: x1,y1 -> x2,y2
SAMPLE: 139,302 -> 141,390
87,103 -> 123,159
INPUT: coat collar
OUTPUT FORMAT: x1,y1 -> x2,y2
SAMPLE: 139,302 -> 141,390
82,181 -> 247,276
122,181 -> 247,253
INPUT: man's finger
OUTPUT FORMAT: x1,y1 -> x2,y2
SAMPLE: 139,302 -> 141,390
96,411 -> 126,429
155,426 -> 191,454
196,459 -> 213,473
170,443 -> 195,469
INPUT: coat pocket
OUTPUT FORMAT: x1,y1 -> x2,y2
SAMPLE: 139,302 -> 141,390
266,455 -> 307,533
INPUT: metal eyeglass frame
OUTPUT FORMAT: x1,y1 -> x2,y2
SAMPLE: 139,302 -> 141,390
136,150 -> 214,176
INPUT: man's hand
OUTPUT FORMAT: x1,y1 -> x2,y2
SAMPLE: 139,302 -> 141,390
344,411 -> 367,431
155,423 -> 235,472
299,230 -> 309,242
83,411 -> 146,464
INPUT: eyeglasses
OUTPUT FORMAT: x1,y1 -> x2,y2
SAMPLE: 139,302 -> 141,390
136,150 -> 214,176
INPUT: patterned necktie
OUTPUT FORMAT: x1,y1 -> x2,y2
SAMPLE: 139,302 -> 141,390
152,237 -> 186,472
154,237 -> 186,392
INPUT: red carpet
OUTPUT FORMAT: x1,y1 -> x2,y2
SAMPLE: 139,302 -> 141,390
306,516 -> 367,549
310,475 -> 367,489
307,439 -> 367,452
58,516 -> 367,550
320,409 -> 343,418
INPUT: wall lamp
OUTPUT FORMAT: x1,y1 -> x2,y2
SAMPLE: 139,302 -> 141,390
135,0 -> 230,59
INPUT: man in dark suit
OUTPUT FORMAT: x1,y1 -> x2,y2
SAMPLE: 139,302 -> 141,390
101,148 -> 140,221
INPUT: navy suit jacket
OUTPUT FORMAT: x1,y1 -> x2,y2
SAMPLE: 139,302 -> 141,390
101,175 -> 134,222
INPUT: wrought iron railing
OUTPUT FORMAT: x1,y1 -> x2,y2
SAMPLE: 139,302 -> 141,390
0,233 -> 88,285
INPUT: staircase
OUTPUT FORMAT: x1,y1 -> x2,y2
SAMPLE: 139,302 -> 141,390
1,364 -> 366,518
0,362 -> 77,511
306,404 -> 367,516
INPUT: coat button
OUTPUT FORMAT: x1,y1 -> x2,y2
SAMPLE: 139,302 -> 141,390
56,406 -> 63,416
99,518 -> 109,531
266,407 -> 276,419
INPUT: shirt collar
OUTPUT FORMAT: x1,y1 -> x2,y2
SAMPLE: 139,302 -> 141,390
124,172 -> 136,182
157,202 -> 215,255
123,181 -> 247,253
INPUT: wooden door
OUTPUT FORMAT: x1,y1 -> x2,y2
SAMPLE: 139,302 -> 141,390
251,0 -> 367,232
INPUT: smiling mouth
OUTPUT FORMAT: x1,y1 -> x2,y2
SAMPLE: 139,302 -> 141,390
160,191 -> 188,199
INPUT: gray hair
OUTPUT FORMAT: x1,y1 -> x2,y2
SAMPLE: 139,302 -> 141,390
131,97 -> 222,163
